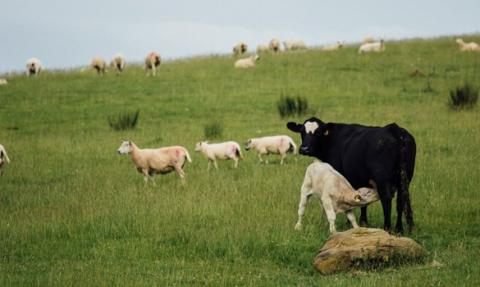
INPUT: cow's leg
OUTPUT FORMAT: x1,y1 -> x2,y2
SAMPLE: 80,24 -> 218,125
295,183 -> 312,230
346,211 -> 359,229
359,207 -> 368,227
323,203 -> 337,234
377,181 -> 393,231
395,193 -> 404,234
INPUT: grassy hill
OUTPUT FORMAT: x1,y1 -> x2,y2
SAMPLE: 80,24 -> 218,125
0,36 -> 479,286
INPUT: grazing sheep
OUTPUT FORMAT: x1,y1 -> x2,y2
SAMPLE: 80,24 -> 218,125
257,44 -> 270,54
269,38 -> 281,53
295,160 -> 379,234
110,53 -> 126,74
0,144 -> 10,175
358,39 -> 385,53
91,57 -> 106,74
117,140 -> 192,184
283,40 -> 307,51
363,36 -> 375,44
244,135 -> 296,164
234,55 -> 260,69
195,141 -> 243,170
0,78 -> 7,86
322,41 -> 344,51
455,38 -> 480,52
26,58 -> 42,76
144,52 -> 161,76
233,42 -> 248,56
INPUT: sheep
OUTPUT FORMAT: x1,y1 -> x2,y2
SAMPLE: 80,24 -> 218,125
256,44 -> 270,54
234,55 -> 260,69
322,41 -> 344,51
358,39 -> 385,53
91,57 -> 106,74
363,36 -> 375,44
269,38 -> 281,53
283,40 -> 307,51
110,53 -> 126,74
117,140 -> 192,184
233,42 -> 248,56
455,38 -> 480,52
295,160 -> 379,234
195,141 -> 243,170
244,135 -> 296,164
26,58 -> 42,76
144,52 -> 161,76
0,78 -> 7,86
0,144 -> 10,176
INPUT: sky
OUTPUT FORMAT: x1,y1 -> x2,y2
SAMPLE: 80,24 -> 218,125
0,0 -> 479,73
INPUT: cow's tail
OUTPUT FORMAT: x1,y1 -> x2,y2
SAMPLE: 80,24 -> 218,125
388,123 -> 416,232
183,148 -> 192,163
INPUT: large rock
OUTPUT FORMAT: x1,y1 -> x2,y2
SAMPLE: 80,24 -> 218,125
314,228 -> 426,275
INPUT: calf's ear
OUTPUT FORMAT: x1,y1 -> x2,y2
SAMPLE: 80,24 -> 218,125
287,122 -> 302,133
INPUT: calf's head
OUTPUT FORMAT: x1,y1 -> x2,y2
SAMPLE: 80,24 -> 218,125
287,117 -> 329,157
117,140 -> 132,155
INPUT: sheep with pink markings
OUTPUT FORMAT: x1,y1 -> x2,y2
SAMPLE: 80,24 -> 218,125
195,141 -> 243,170
244,135 -> 297,164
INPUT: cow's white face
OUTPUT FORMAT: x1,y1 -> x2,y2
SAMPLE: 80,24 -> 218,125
117,141 -> 132,155
304,121 -> 319,134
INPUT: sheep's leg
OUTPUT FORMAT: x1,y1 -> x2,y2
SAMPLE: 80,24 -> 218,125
174,165 -> 186,184
207,160 -> 212,171
257,153 -> 264,163
346,210 -> 359,229
142,169 -> 150,185
213,160 -> 219,170
280,153 -> 286,165
152,65 -> 156,76
233,157 -> 239,168
295,184 -> 312,230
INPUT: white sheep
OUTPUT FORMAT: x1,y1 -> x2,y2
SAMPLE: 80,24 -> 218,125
363,36 -> 375,44
195,141 -> 243,170
256,44 -> 270,54
0,144 -> 10,175
144,52 -> 161,76
322,41 -> 344,51
283,40 -> 307,51
358,39 -> 385,53
0,78 -> 7,86
456,38 -> 480,52
234,55 -> 260,69
233,42 -> 248,56
26,58 -> 42,76
269,38 -> 281,53
110,53 -> 126,73
117,140 -> 192,184
244,135 -> 296,164
91,57 -> 106,74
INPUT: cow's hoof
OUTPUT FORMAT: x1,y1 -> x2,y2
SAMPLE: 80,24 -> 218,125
395,225 -> 404,235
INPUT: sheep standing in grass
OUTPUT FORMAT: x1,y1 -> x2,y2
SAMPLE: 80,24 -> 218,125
283,40 -> 307,51
456,38 -> 480,52
0,144 -> 10,176
358,39 -> 385,53
363,36 -> 375,44
0,79 -> 7,86
269,38 -> 281,53
322,41 -> 344,51
234,55 -> 260,69
110,53 -> 125,74
195,141 -> 243,170
233,42 -> 248,56
26,58 -> 42,76
117,140 -> 192,184
144,52 -> 161,76
91,57 -> 106,74
244,135 -> 296,164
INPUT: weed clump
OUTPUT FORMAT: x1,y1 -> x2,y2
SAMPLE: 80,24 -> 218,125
277,96 -> 309,118
108,110 -> 140,131
449,83 -> 478,109
204,121 -> 223,139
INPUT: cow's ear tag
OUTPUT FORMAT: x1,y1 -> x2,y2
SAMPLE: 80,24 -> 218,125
323,129 -> 329,136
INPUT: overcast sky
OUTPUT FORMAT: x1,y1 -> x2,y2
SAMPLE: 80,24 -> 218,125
1,0 -> 478,73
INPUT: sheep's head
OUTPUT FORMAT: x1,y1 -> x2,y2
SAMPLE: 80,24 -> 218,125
194,141 -> 207,152
456,38 -> 464,45
244,139 -> 253,150
117,140 -> 132,155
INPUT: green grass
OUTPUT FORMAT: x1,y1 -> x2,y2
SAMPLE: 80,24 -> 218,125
1,35 -> 480,286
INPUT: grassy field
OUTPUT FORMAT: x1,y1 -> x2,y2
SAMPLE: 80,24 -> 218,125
1,35 -> 479,286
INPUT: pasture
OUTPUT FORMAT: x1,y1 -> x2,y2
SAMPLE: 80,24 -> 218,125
0,36 -> 479,286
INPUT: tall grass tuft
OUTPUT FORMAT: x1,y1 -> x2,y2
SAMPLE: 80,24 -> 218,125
449,83 -> 478,109
108,110 -> 140,131
204,121 -> 223,139
277,95 -> 309,118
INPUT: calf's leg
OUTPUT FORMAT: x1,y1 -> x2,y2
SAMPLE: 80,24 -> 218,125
346,211 -> 359,229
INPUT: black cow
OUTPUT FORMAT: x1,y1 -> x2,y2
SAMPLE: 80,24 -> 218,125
287,117 -> 416,233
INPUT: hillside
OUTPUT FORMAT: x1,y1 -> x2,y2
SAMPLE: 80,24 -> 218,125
0,36 -> 479,286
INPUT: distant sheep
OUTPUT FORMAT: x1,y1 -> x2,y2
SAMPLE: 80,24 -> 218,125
456,38 -> 480,52
363,36 -> 375,44
359,39 -> 385,53
233,42 -> 248,56
26,58 -> 42,76
244,135 -> 296,164
0,144 -> 10,175
144,52 -> 161,76
234,55 -> 260,69
269,38 -> 281,53
322,41 -> 344,51
110,53 -> 126,73
0,78 -> 7,86
117,140 -> 192,184
91,57 -> 106,74
283,40 -> 307,51
195,141 -> 242,170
